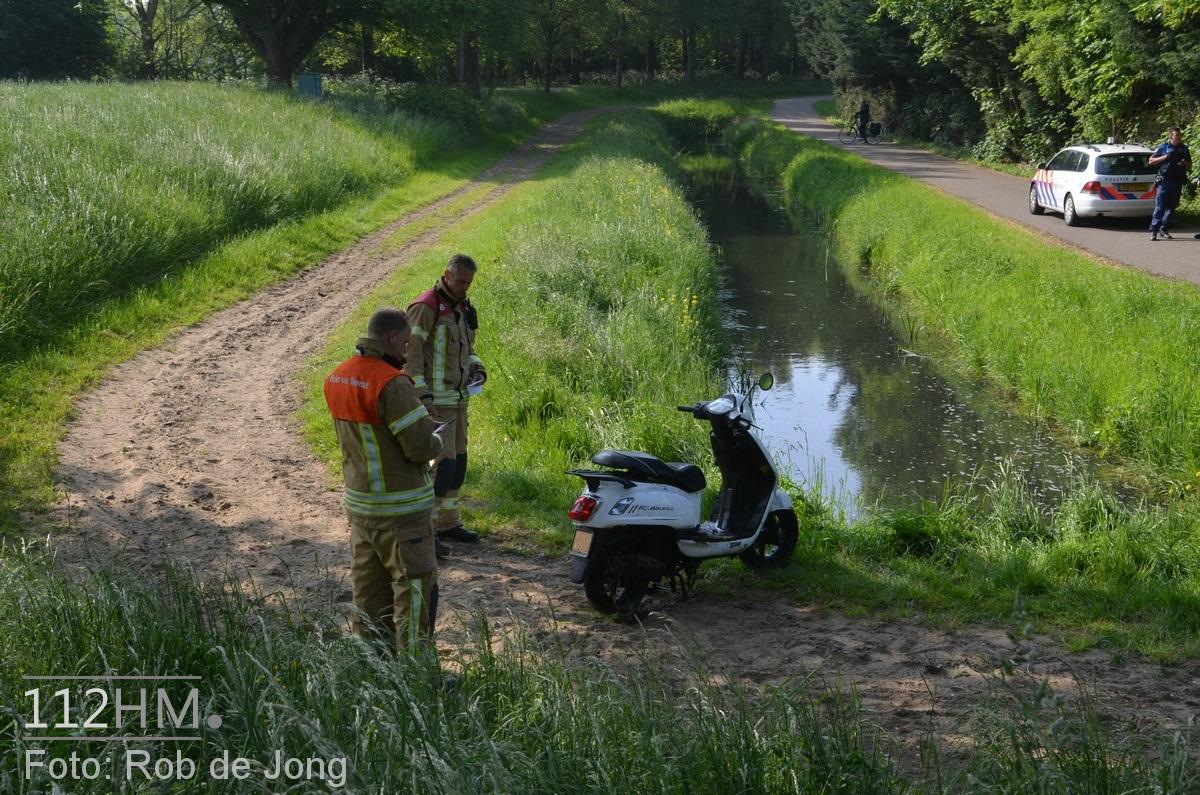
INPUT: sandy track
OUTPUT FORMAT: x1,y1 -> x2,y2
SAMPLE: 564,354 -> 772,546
52,107 -> 1198,757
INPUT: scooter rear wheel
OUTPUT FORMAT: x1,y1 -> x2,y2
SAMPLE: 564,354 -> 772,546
740,510 -> 798,569
583,546 -> 650,623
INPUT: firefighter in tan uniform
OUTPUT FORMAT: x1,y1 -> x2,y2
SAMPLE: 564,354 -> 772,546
405,254 -> 485,553
324,308 -> 446,651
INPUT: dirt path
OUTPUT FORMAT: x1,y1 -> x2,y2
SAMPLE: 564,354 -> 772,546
772,96 -> 1200,286
52,107 -> 1198,759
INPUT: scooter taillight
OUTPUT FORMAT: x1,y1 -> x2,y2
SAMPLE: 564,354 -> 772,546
568,495 -> 599,522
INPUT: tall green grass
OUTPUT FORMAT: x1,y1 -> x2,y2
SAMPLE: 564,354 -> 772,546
0,548 -> 909,793
302,110 -> 727,542
0,82 -> 452,357
9,547 -> 1189,793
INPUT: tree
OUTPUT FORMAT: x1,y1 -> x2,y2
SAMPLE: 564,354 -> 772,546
0,0 -> 113,79
604,0 -> 635,87
529,0 -> 594,92
111,0 -> 214,78
210,0 -> 372,85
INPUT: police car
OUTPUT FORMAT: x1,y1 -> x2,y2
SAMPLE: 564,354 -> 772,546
1029,144 -> 1158,226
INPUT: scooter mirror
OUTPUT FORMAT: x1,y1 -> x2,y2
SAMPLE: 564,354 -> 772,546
757,372 -> 774,392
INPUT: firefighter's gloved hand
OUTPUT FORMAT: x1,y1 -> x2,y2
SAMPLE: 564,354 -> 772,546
468,363 -> 487,385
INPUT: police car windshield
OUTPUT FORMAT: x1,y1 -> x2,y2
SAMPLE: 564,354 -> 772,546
1095,153 -> 1153,176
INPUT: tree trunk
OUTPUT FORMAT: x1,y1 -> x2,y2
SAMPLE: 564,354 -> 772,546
569,47 -> 580,84
132,0 -> 160,79
457,30 -> 480,98
790,31 -> 797,76
543,48 -> 553,93
361,24 -> 375,75
736,32 -> 747,80
219,0 -> 334,89
615,51 -> 623,89
263,37 -> 293,86
646,37 -> 656,80
760,18 -> 772,79
684,25 -> 696,82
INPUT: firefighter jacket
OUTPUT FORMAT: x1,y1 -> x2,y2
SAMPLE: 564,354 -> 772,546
324,339 -> 444,524
406,279 -> 484,408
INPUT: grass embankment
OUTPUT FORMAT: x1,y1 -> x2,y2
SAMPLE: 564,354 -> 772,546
723,115 -> 1200,658
301,107 -> 726,542
5,109 -> 1189,794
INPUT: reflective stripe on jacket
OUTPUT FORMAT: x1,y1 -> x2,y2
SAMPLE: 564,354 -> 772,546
324,340 -> 443,519
405,280 -> 483,407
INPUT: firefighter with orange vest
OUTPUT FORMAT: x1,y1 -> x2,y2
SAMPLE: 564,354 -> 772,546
405,254 -> 485,555
324,307 -> 447,651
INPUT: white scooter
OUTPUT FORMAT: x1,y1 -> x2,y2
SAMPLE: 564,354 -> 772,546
566,373 -> 798,621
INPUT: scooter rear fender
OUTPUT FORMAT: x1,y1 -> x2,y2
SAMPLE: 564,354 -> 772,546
572,480 -> 702,529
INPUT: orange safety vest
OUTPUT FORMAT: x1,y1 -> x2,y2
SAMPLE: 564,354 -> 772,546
324,355 -> 406,424
325,351 -> 436,518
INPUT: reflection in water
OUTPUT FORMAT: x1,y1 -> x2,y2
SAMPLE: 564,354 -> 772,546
690,165 -> 1094,515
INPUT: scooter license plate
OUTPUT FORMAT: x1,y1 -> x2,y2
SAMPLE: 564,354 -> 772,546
570,529 -> 593,557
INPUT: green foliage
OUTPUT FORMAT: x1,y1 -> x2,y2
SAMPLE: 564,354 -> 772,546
325,75 -> 485,130
0,0 -> 112,79
652,98 -> 740,150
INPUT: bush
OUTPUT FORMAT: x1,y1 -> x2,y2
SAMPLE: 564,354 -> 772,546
653,99 -> 739,151
326,76 -> 483,132
483,94 -> 526,132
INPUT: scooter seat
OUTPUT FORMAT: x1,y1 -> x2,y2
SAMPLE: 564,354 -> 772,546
591,449 -> 707,493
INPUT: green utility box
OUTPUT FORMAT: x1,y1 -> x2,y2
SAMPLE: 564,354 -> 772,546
297,72 -> 322,100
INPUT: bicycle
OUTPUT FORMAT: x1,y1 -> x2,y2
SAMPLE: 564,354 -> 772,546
837,119 -> 882,145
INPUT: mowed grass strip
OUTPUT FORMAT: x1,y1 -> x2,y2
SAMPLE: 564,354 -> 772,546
720,116 -> 1200,658
301,110 -> 726,543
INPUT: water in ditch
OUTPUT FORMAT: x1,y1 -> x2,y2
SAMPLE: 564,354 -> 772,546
689,162 -> 1101,517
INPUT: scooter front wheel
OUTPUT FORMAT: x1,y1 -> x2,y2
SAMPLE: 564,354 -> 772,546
740,510 -> 798,569
583,545 -> 650,623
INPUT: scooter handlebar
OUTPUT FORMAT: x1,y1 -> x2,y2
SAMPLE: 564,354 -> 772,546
677,404 -> 698,413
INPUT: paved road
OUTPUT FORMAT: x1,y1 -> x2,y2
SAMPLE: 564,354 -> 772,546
771,96 -> 1200,287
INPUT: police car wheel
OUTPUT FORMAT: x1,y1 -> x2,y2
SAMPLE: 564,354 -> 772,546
1029,185 -> 1044,215
1063,194 -> 1082,227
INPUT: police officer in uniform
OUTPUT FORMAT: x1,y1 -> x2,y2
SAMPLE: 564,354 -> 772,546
324,308 -> 446,651
1149,127 -> 1191,240
405,254 -> 486,555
